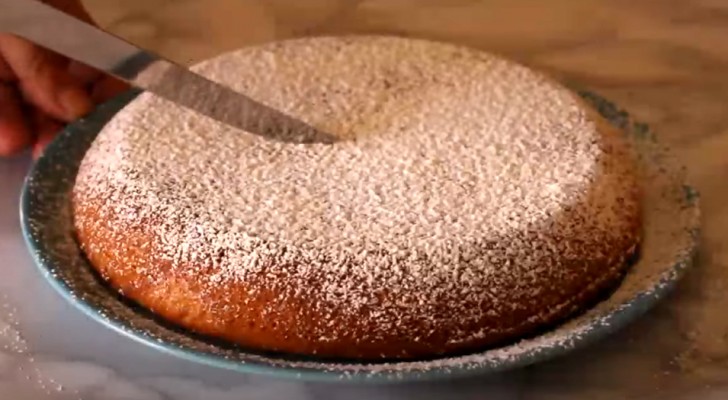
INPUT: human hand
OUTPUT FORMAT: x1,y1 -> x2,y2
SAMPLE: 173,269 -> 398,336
0,0 -> 128,159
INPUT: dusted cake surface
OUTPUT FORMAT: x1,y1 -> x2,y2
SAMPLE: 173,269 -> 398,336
72,36 -> 641,359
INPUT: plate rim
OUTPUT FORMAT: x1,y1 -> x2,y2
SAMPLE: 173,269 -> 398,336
19,89 -> 701,383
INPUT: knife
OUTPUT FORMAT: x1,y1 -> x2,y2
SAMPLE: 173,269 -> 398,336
0,0 -> 337,144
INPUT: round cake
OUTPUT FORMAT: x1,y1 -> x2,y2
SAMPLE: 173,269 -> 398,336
71,36 -> 641,360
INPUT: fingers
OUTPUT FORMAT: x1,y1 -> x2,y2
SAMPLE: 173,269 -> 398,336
68,61 -> 102,86
0,55 -> 13,81
92,76 -> 130,103
0,35 -> 93,122
68,60 -> 130,104
26,73 -> 125,159
0,83 -> 32,156
31,111 -> 64,159
0,21 -> 126,159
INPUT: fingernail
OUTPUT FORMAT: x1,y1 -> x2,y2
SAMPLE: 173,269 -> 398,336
32,144 -> 44,160
60,87 -> 93,120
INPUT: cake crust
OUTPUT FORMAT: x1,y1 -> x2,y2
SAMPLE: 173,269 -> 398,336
72,36 -> 641,360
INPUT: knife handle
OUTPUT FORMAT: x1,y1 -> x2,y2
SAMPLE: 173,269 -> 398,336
0,0 -> 157,82
0,0 -> 339,144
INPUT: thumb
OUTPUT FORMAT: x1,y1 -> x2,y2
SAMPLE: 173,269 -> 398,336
0,35 -> 92,122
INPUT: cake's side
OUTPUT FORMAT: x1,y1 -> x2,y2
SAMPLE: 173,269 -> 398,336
71,36 -> 641,360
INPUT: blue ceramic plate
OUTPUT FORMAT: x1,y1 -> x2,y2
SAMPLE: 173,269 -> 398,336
20,89 -> 700,383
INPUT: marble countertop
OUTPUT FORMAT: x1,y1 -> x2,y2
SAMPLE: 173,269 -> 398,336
2,0 -> 728,398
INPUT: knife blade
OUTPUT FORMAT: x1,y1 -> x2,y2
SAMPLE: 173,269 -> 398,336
0,0 -> 337,144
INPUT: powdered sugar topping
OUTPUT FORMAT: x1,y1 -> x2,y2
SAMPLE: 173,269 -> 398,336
72,36 -> 640,356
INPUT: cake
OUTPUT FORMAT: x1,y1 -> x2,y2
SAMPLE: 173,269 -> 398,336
71,36 -> 641,360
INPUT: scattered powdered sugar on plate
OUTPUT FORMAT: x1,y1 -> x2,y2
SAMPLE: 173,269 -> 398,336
0,293 -> 76,397
0,294 -> 27,355
0,291 -> 175,399
20,72 -> 699,383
